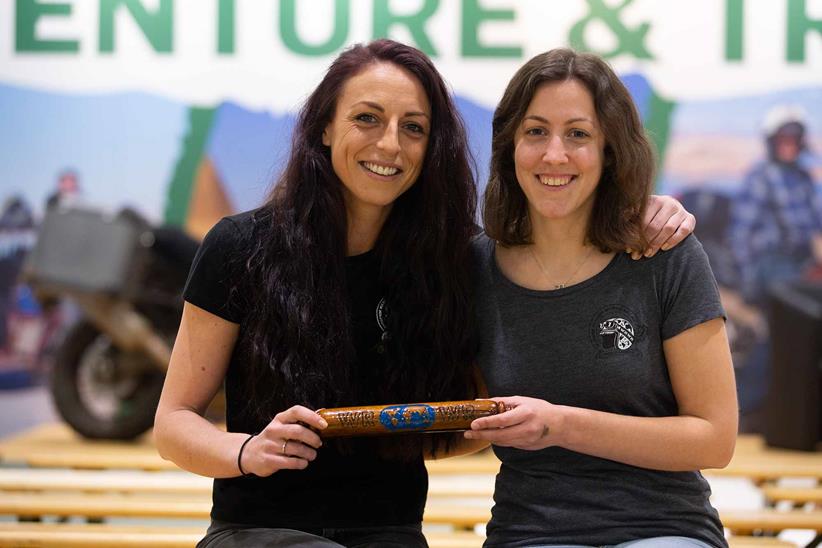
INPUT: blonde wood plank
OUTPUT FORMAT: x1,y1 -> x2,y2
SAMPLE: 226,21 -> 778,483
761,485 -> 822,505
727,537 -> 798,547
0,492 -> 492,526
426,457 -> 499,475
0,468 -> 493,498
0,493 -> 210,519
719,509 -> 822,534
0,469 -> 210,495
0,523 -> 204,548
0,425 -> 169,471
425,531 -> 484,548
423,505 -> 491,528
0,524 -> 484,548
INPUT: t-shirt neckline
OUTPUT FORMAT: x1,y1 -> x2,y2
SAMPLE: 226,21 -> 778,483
489,239 -> 623,298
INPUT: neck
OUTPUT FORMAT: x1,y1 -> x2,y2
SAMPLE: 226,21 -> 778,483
345,201 -> 392,256
528,209 -> 590,261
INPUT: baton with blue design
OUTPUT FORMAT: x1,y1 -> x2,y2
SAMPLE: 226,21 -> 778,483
316,400 -> 505,437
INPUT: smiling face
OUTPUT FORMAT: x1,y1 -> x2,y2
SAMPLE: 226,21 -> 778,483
514,79 -> 605,226
322,62 -> 431,219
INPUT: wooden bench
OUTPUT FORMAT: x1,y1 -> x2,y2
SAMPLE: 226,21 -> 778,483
762,485 -> 822,506
0,522 -> 204,548
727,538 -> 800,547
719,509 -> 822,534
8,425 -> 818,483
0,467 -> 495,499
705,436 -> 822,484
2,491 -> 821,534
0,492 -> 494,528
0,523 -> 485,548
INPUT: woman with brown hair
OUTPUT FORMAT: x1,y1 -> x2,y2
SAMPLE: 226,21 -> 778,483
467,49 -> 737,547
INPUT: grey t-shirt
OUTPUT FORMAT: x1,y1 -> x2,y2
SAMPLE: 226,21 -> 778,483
473,234 -> 727,548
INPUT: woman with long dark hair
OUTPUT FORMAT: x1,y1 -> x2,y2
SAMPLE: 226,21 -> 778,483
154,40 -> 696,547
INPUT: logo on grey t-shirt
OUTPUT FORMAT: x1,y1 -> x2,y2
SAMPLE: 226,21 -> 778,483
599,317 -> 635,350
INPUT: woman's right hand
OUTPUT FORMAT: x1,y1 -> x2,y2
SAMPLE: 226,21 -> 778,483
240,405 -> 328,477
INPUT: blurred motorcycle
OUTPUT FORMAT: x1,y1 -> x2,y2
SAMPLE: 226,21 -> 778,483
23,206 -> 199,440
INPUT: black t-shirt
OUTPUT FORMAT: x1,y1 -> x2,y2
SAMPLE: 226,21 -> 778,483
183,211 -> 427,529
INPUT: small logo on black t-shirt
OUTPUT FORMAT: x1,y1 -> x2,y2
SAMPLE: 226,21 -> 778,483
599,317 -> 635,350
375,297 -> 389,353
376,297 -> 388,335
590,305 -> 644,355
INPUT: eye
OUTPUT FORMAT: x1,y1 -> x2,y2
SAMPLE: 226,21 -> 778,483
568,129 -> 590,139
403,122 -> 426,135
354,113 -> 378,124
524,127 -> 547,137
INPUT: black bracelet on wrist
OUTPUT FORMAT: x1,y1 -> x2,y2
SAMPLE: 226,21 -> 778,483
237,433 -> 255,476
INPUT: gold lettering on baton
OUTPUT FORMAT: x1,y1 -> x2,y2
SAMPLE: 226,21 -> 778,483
336,410 -> 376,428
434,404 -> 475,422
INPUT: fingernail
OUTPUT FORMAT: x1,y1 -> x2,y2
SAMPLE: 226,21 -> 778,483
319,420 -> 328,428
631,252 -> 641,260
625,248 -> 633,254
661,243 -> 670,251
644,249 -> 654,257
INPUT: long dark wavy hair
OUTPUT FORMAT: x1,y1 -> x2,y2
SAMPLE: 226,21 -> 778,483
234,40 -> 479,442
483,48 -> 654,252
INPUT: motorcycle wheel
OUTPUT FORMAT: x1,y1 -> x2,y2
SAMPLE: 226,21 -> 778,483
50,320 -> 165,440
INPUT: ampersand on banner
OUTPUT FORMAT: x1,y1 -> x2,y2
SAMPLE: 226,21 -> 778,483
568,0 -> 654,59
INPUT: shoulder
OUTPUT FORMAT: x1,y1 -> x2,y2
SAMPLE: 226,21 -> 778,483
470,232 -> 494,255
469,232 -> 495,270
201,209 -> 261,254
647,234 -> 707,267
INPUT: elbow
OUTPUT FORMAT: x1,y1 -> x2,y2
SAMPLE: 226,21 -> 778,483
702,431 -> 736,470
152,412 -> 173,461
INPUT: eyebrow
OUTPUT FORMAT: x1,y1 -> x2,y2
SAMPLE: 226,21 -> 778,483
353,101 -> 430,119
523,115 -> 594,125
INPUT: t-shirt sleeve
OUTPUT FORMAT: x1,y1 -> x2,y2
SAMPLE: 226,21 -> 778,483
183,217 -> 246,324
657,235 -> 726,340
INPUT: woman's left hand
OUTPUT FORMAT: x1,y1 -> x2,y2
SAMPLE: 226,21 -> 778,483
464,396 -> 561,451
632,195 -> 696,259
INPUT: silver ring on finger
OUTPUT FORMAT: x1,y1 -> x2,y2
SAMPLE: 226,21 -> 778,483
281,439 -> 289,456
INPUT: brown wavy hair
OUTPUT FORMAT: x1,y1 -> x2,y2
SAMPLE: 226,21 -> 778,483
483,48 -> 653,252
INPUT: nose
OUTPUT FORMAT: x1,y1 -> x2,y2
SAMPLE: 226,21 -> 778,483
542,135 -> 568,164
377,121 -> 401,156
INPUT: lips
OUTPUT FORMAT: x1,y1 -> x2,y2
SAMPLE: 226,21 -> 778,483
538,175 -> 575,187
361,161 -> 401,176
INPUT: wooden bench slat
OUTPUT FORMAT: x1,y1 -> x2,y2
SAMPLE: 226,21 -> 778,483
0,469 -> 211,495
0,523 -> 204,548
0,493 -> 211,519
727,537 -> 799,547
2,492 -> 821,534
719,509 -> 822,533
0,468 -> 494,498
0,523 -> 485,548
761,485 -> 822,505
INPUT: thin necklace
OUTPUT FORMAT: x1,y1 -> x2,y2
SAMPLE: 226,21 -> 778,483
529,244 -> 595,289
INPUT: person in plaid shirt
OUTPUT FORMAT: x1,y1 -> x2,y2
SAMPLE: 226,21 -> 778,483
728,105 -> 822,430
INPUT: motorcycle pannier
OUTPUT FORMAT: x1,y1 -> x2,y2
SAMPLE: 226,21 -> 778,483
25,206 -> 151,295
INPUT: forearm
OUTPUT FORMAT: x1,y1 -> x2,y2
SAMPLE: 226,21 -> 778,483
154,409 -> 248,478
556,406 -> 735,471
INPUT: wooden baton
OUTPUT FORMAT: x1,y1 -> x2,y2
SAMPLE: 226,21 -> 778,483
316,399 -> 506,437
